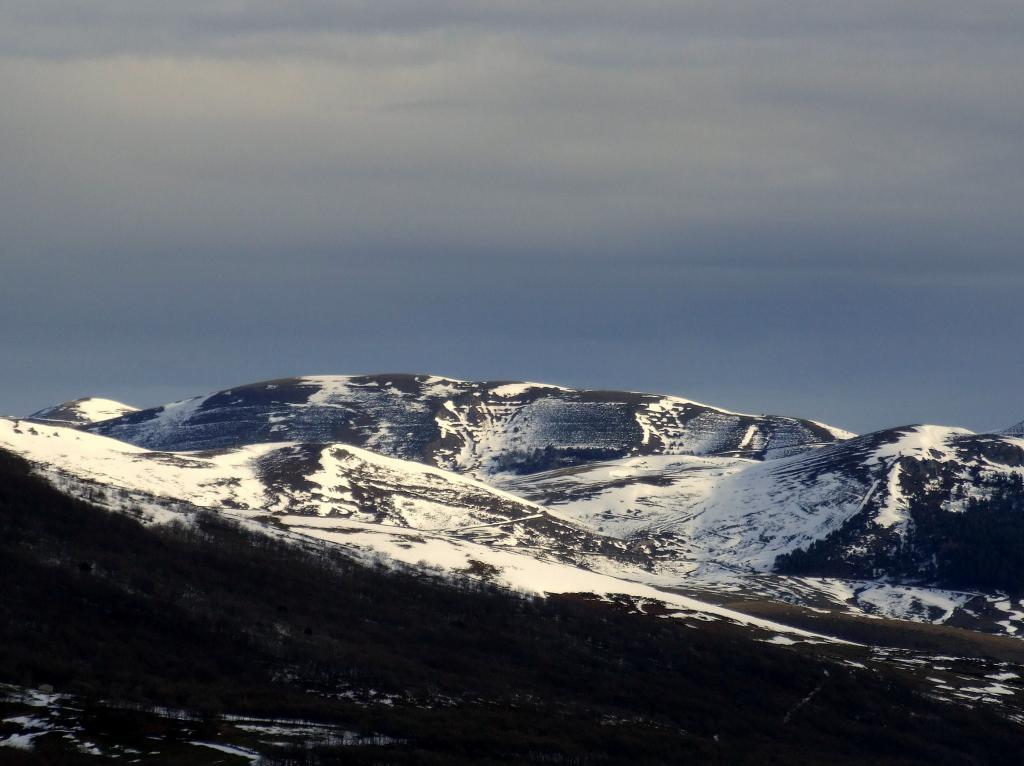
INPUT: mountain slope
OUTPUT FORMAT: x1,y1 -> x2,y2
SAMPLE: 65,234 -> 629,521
499,453 -> 755,540
82,374 -> 853,476
27,397 -> 138,426
5,449 -> 1022,765
3,418 -> 870,646
501,426 -> 1024,634
508,424 -> 1024,575
0,417 -> 643,572
770,426 -> 1024,587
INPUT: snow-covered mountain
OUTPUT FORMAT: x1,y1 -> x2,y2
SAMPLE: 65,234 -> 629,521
0,417 -> 644,572
5,424 -> 1023,762
499,454 -> 754,541
0,416 -> 851,644
15,377 -> 1024,639
81,374 -> 853,475
27,397 -> 138,426
498,424 -> 1024,634
506,424 -> 1024,574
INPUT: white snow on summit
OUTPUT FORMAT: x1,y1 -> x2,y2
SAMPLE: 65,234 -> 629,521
84,374 -> 854,474
28,397 -> 139,426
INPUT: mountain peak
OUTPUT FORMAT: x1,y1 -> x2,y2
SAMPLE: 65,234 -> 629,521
27,397 -> 139,427
84,373 -> 852,473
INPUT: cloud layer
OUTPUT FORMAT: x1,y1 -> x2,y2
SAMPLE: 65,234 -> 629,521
1,2 -> 1021,431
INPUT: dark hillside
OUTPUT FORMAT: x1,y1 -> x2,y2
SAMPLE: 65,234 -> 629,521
776,474 -> 1024,594
1,449 -> 1022,764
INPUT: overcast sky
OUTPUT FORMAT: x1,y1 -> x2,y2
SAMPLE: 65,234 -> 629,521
1,1 -> 1022,433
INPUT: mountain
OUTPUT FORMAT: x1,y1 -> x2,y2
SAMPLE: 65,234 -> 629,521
1003,419 -> 1024,437
39,376 -> 1024,627
18,411 -> 1024,636
26,397 -> 138,426
0,417 -> 645,574
506,424 -> 1024,574
501,425 -> 1024,634
6,415 -> 879,639
9,375 -> 1024,763
499,453 -> 755,541
770,425 -> 1024,587
16,378 -> 1024,633
4,448 -> 1022,765
82,374 -> 853,475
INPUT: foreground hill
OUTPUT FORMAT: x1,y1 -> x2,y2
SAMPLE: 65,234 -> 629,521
2,448 -> 1023,765
80,374 -> 853,475
0,417 -> 643,573
7,417 -> 872,642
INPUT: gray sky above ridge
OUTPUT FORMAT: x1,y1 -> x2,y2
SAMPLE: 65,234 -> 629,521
1,2 -> 1022,434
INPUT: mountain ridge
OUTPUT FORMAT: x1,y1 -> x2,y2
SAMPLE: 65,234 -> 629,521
27,397 -> 138,427
17,375 -> 1024,638
0,416 -> 647,575
79,373 -> 854,475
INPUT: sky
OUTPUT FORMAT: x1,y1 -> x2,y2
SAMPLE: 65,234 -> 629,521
1,2 -> 1022,434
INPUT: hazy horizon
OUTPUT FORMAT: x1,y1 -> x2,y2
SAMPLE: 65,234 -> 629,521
7,356 -> 1018,437
2,2 -> 1022,434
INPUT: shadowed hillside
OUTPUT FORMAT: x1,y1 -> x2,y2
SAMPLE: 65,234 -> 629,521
2,449 -> 1023,764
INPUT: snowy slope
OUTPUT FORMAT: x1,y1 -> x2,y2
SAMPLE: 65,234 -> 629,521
83,374 -> 853,476
0,418 -> 642,570
683,424 -> 1024,570
499,425 -> 1024,635
9,413 -> 1024,639
27,397 -> 138,426
0,416 -> 841,644
507,424 -> 1024,573
498,454 -> 754,539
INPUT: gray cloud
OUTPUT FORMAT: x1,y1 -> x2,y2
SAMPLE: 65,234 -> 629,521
1,2 -> 1022,432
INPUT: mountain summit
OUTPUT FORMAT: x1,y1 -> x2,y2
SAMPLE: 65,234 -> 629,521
27,397 -> 139,427
82,374 -> 853,476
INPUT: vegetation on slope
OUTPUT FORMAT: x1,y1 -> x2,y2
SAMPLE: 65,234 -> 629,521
777,475 -> 1024,594
2,449 -> 1023,764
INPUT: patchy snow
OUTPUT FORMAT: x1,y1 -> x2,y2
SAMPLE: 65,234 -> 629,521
869,425 -> 973,463
851,582 -> 972,623
988,671 -> 1020,681
957,683 -> 1015,698
500,454 -> 752,539
28,397 -> 139,426
649,457 -> 866,572
811,420 -> 858,441
489,382 -> 569,398
86,374 -> 852,477
0,732 -> 46,750
64,398 -> 138,424
190,741 -> 261,761
990,596 -> 1024,635
875,459 -> 907,529
0,417 -> 844,645
275,516 -> 841,643
0,417 -> 599,561
504,429 -> 942,576
738,425 -> 758,450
